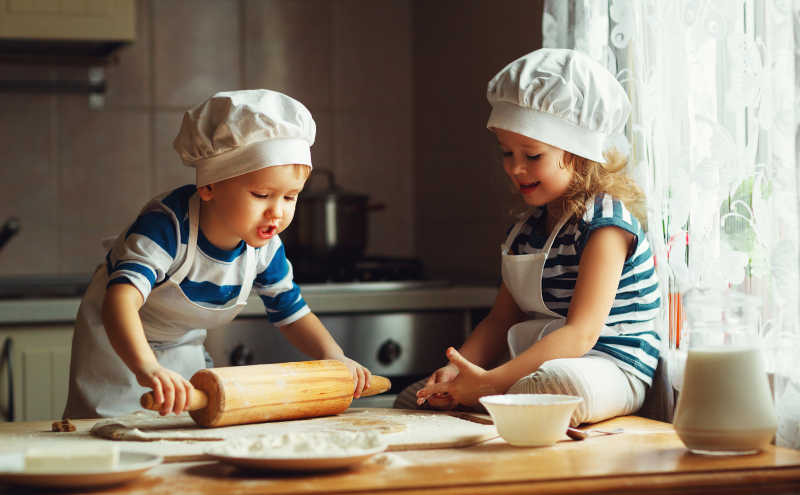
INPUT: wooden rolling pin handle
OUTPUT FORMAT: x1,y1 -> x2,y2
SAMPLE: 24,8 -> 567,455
360,375 -> 392,397
140,388 -> 209,412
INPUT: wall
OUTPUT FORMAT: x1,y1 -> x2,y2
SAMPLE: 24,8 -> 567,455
0,0 -> 413,276
412,0 -> 544,284
0,0 -> 544,285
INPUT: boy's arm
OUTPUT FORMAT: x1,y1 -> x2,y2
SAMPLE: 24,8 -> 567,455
278,313 -> 371,397
102,283 -> 192,415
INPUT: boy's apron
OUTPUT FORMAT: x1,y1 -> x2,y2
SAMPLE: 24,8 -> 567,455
63,194 -> 255,418
501,210 -> 569,358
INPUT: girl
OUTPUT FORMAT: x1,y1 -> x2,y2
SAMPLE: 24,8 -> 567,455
409,49 -> 660,426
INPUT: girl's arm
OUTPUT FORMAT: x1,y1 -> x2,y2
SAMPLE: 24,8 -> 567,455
278,312 -> 371,397
102,283 -> 193,415
485,225 -> 633,393
418,225 -> 632,406
457,283 -> 527,368
420,284 -> 524,409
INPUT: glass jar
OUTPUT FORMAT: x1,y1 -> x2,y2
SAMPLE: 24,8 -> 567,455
673,288 -> 777,455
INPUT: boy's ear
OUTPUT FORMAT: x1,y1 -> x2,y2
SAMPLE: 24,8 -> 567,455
197,184 -> 214,201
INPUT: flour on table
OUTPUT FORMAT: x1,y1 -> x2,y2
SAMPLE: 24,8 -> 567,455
91,410 -> 223,442
209,431 -> 386,458
87,408 -> 498,461
368,453 -> 412,468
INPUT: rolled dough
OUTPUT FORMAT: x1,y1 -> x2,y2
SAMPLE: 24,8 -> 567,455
89,408 -> 499,458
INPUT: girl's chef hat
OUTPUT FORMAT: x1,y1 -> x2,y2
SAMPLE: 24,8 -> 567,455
486,48 -> 630,163
173,89 -> 315,186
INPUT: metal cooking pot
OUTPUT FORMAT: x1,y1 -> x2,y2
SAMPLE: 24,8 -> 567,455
283,169 -> 384,262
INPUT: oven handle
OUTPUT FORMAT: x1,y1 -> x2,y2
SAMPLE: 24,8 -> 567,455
1,337 -> 13,421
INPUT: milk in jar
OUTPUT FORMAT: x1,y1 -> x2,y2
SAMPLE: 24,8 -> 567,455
672,289 -> 776,455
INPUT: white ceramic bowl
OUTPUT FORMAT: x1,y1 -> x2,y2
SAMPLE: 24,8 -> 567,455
479,394 -> 583,447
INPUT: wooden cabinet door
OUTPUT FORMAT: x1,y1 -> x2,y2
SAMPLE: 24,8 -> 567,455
0,0 -> 135,41
0,326 -> 73,421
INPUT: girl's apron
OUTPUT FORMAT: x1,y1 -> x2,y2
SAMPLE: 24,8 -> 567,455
501,210 -> 569,358
63,194 -> 255,418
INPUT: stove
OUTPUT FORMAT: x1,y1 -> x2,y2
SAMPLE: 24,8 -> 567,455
205,256 -> 468,408
290,256 -> 426,284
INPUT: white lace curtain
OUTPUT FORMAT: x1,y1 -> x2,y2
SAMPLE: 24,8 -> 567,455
543,0 -> 800,448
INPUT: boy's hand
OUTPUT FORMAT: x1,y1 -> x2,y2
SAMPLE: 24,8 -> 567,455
135,364 -> 193,416
331,356 -> 371,398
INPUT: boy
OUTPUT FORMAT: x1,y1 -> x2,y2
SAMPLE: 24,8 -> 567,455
64,90 -> 370,419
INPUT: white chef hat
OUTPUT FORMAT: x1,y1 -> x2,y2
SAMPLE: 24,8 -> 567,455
173,89 -> 316,186
486,48 -> 630,163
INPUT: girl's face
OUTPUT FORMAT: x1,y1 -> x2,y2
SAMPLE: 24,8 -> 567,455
495,128 -> 573,209
198,165 -> 308,250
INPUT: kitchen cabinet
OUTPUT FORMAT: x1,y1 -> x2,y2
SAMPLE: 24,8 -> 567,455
0,0 -> 135,41
0,325 -> 72,422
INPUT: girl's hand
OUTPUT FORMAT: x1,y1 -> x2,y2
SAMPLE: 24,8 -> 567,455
416,347 -> 499,407
135,364 -> 193,416
332,356 -> 372,398
419,362 -> 460,410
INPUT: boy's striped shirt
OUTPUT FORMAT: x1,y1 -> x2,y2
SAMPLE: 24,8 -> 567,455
105,185 -> 309,335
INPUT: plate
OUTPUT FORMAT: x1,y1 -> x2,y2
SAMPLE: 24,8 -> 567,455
0,451 -> 163,489
207,445 -> 387,472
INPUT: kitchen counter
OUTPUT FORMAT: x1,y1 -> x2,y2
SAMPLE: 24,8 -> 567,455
0,284 -> 498,325
1,415 -> 799,494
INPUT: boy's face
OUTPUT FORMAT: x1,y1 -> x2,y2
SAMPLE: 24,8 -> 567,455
198,165 -> 308,249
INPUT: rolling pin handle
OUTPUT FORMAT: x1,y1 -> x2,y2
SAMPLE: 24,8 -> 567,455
360,375 -> 392,397
140,388 -> 209,412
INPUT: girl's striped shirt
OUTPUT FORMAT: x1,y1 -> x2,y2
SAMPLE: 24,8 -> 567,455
508,194 -> 661,384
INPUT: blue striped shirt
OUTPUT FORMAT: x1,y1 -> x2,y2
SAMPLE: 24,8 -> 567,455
105,185 -> 308,326
508,194 -> 661,384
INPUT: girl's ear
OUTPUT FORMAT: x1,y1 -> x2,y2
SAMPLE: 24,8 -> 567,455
197,184 -> 214,201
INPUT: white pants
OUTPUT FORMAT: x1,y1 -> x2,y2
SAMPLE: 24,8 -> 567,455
395,356 -> 646,427
507,356 -> 646,426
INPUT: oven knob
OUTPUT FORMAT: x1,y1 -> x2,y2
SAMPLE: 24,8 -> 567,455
230,344 -> 254,366
377,339 -> 402,365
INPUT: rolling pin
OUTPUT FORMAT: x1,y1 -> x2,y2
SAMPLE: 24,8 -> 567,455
140,360 -> 391,428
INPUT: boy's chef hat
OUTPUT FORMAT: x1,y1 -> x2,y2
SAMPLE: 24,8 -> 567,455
486,48 -> 630,163
174,89 -> 315,186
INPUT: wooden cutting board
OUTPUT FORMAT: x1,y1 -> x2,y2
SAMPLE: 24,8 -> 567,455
8,408 -> 498,462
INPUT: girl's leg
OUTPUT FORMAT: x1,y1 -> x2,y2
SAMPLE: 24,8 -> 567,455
507,356 -> 646,426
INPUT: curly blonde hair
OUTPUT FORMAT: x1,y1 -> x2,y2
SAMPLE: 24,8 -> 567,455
555,148 -> 647,228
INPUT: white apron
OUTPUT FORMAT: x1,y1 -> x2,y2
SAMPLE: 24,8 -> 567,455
502,210 -> 569,358
63,194 -> 255,418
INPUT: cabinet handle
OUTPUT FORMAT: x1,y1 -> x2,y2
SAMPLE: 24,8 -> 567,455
1,338 -> 13,421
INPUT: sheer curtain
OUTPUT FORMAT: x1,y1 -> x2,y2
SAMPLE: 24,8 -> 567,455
543,0 -> 800,448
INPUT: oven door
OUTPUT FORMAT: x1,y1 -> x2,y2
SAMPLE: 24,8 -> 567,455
205,311 -> 469,407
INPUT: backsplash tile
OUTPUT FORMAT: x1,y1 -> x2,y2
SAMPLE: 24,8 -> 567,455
332,0 -> 412,111
153,110 -> 194,194
104,0 -> 152,108
57,96 -> 151,273
0,95 -> 58,275
333,109 -> 413,257
152,0 -> 242,107
243,0 -> 332,109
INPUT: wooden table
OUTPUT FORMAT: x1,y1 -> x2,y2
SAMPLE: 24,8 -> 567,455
1,416 -> 799,494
